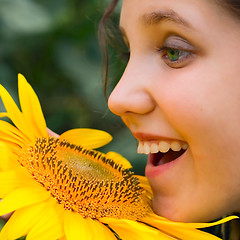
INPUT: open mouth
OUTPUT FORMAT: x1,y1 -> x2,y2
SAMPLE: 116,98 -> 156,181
150,149 -> 187,166
137,140 -> 188,167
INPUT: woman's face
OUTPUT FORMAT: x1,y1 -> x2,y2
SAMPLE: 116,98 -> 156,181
108,0 -> 240,222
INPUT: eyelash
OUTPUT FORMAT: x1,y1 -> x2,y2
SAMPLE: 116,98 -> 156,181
118,43 -> 194,69
158,47 -> 194,68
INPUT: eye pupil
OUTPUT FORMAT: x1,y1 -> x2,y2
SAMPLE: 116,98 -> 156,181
167,49 -> 179,61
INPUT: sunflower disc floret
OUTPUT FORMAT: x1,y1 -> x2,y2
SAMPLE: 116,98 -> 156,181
19,137 -> 150,220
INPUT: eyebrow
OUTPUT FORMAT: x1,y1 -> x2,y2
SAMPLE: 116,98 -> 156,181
141,9 -> 192,29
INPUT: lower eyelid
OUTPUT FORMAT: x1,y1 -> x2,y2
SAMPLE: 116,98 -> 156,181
161,50 -> 195,68
159,48 -> 187,60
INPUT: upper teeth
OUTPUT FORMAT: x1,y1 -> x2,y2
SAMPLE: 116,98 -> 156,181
137,141 -> 188,154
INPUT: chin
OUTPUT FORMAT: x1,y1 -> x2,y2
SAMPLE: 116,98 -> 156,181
151,196 -> 225,223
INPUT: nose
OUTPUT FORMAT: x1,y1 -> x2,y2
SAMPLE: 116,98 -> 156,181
108,59 -> 155,117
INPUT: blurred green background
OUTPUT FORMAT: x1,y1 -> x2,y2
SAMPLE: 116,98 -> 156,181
0,0 -> 147,175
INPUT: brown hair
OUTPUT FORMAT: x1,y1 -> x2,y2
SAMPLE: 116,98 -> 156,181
216,0 -> 240,14
98,0 -> 120,98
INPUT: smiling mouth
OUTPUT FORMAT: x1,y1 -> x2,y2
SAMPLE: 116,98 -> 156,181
137,140 -> 188,166
150,149 -> 187,166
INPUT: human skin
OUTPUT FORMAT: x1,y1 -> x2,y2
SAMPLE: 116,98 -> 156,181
108,0 -> 240,222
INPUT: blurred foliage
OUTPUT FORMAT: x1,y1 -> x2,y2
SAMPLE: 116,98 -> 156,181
0,0 -> 147,175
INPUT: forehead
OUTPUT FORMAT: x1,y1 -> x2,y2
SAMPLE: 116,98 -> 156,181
120,0 -> 233,33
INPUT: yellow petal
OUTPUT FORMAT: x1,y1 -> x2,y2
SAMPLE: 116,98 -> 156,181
156,225 -> 222,240
85,218 -> 116,240
0,142 -> 12,171
63,211 -> 92,240
185,215 -> 239,229
0,131 -> 24,147
0,84 -> 34,142
18,74 -> 48,138
2,142 -> 20,155
59,128 -> 112,149
0,187 -> 49,216
103,218 -> 164,240
26,200 -> 64,240
0,112 -> 8,118
0,142 -> 22,173
0,120 -> 28,143
143,213 -> 238,229
0,202 -> 46,240
105,151 -> 132,169
0,171 -> 18,198
141,214 -> 238,239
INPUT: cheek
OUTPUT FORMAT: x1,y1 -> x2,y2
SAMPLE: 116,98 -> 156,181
153,63 -> 240,143
147,66 -> 240,219
155,67 -> 240,172
153,77 -> 210,141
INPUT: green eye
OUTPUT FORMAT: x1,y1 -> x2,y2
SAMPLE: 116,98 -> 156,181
167,49 -> 180,61
160,46 -> 194,68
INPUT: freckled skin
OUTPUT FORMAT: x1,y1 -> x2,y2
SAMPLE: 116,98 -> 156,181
108,0 -> 240,222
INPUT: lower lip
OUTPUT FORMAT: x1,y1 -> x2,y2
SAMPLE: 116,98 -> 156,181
145,151 -> 186,178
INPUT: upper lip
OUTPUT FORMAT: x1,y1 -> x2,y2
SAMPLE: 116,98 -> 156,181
132,132 -> 185,142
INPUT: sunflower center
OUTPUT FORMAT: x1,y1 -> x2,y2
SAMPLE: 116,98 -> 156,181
18,137 -> 150,220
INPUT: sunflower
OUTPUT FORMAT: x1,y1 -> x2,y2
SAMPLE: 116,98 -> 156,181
0,74 -> 236,240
